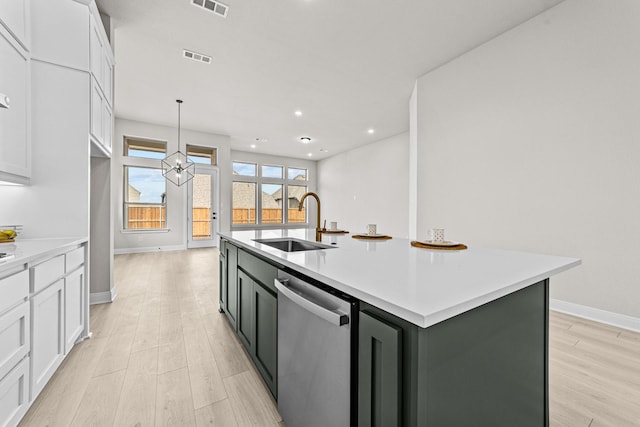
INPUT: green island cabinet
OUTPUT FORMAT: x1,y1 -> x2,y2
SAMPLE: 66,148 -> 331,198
220,239 -> 550,426
359,279 -> 550,427
219,239 -> 280,398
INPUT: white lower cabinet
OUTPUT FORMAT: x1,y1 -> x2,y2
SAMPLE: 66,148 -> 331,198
30,279 -> 65,401
0,357 -> 29,427
0,302 -> 29,382
64,268 -> 85,354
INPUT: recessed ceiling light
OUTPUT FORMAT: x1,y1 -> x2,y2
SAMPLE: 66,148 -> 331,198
250,144 -> 256,149
300,137 -> 311,144
367,129 -> 375,134
307,153 -> 313,157
295,111 -> 302,117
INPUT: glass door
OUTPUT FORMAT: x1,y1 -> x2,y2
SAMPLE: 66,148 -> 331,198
187,168 -> 218,248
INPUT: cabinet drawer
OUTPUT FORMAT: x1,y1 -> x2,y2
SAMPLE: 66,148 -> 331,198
65,247 -> 85,272
0,301 -> 29,381
31,255 -> 65,294
0,269 -> 28,315
0,356 -> 29,427
238,249 -> 278,293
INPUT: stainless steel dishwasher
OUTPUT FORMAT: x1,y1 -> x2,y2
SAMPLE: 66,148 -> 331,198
275,270 -> 356,427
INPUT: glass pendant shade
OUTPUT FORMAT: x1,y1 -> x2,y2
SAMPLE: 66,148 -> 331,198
161,99 -> 195,186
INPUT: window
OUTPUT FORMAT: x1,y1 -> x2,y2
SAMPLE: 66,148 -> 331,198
288,185 -> 307,223
262,165 -> 283,179
187,145 -> 217,165
124,137 -> 167,159
262,184 -> 283,224
232,182 -> 256,224
232,162 -> 309,226
124,166 -> 167,229
288,167 -> 307,181
233,161 -> 257,176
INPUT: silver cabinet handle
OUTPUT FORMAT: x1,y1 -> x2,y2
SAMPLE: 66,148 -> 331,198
0,93 -> 9,109
275,279 -> 349,326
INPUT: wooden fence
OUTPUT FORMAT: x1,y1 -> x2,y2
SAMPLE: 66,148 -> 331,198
127,206 -> 211,238
127,206 -> 306,230
233,209 -> 306,224
127,205 -> 166,229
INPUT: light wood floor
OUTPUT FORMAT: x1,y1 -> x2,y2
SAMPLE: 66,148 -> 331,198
19,248 -> 640,426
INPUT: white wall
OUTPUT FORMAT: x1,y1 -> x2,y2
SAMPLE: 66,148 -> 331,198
113,119 -> 231,252
318,133 -> 409,238
415,0 -> 640,318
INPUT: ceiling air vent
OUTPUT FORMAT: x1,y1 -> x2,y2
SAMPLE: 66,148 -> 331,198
192,0 -> 229,18
183,49 -> 212,64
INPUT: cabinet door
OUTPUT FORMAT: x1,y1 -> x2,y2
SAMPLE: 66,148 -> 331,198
224,244 -> 238,330
219,252 -> 226,310
253,282 -> 277,397
31,280 -> 65,400
64,268 -> 85,354
0,28 -> 29,182
237,270 -> 253,350
103,50 -> 113,105
90,78 -> 103,144
89,15 -> 103,85
102,102 -> 112,152
359,311 -> 402,427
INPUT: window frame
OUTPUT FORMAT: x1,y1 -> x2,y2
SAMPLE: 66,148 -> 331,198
232,161 -> 310,229
123,165 -> 168,231
123,136 -> 167,159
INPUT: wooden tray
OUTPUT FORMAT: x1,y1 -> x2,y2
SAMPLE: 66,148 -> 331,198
320,230 -> 349,234
0,239 -> 15,244
411,241 -> 467,250
352,234 -> 392,240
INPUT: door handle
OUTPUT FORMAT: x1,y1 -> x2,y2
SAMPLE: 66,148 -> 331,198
275,279 -> 349,326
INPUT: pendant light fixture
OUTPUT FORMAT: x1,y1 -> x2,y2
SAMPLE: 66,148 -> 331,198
161,99 -> 195,186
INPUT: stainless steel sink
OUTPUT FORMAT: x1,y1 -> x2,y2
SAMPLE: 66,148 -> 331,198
253,238 -> 336,252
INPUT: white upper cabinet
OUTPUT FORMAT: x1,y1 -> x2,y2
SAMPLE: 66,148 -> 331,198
89,9 -> 113,155
0,25 -> 30,184
0,0 -> 29,50
89,12 -> 113,107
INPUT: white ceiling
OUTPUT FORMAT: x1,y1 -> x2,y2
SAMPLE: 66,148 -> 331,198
96,0 -> 564,160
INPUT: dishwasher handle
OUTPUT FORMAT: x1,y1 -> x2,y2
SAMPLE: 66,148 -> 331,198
275,279 -> 349,326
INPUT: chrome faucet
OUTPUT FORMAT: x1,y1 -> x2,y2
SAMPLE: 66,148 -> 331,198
298,192 -> 322,242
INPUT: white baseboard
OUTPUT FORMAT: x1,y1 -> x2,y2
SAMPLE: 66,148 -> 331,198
550,299 -> 640,333
114,244 -> 186,255
90,287 -> 118,305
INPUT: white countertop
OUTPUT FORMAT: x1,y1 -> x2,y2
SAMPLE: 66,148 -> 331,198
219,229 -> 581,328
0,237 -> 87,273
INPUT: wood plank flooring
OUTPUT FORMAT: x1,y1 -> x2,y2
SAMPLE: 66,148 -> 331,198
18,248 -> 640,426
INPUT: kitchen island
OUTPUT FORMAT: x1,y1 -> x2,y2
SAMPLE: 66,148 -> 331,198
218,229 -> 580,427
